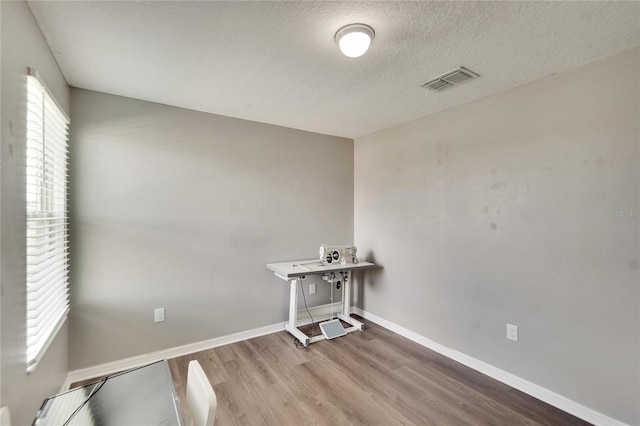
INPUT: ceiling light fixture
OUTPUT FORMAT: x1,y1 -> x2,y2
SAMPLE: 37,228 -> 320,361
335,23 -> 375,58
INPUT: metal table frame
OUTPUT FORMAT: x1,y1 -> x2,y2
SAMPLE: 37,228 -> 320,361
266,260 -> 376,347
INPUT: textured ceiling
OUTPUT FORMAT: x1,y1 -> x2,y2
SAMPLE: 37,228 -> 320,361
27,1 -> 640,139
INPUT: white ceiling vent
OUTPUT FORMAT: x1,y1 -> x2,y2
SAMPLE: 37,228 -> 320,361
420,67 -> 479,92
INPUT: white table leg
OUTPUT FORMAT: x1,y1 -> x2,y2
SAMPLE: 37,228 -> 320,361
284,279 -> 310,346
343,271 -> 351,316
289,279 -> 298,329
338,270 -> 364,332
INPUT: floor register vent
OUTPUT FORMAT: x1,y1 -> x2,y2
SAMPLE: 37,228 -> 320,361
420,67 -> 479,92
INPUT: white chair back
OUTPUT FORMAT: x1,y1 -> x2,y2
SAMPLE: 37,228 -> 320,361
0,406 -> 11,426
186,360 -> 217,426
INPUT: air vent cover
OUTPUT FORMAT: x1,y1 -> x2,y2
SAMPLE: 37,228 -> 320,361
420,67 -> 479,92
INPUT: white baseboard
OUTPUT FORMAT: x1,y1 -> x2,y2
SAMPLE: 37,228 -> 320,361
351,307 -> 627,426
64,321 -> 284,390
64,301 -> 344,389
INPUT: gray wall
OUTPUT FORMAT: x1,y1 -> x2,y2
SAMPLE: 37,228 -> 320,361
69,89 -> 353,369
0,1 -> 70,425
4,5 -> 635,423
354,49 -> 639,424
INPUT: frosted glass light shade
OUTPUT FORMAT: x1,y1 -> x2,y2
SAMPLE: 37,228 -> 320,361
335,24 -> 375,58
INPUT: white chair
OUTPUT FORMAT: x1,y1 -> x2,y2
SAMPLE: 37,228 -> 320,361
186,360 -> 217,426
0,406 -> 10,426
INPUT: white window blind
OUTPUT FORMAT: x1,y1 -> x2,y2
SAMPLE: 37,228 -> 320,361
26,69 -> 70,371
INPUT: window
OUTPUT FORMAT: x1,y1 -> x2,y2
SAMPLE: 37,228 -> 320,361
25,68 -> 70,371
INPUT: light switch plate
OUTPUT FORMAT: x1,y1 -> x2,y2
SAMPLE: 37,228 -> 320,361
154,308 -> 165,323
507,323 -> 518,341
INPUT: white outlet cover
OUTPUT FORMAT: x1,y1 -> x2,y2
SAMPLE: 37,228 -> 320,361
154,308 -> 165,323
309,283 -> 316,294
506,323 -> 518,341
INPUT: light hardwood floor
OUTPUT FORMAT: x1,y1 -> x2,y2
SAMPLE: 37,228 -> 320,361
167,316 -> 590,426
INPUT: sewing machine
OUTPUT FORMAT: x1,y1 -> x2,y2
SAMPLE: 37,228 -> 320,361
319,244 -> 359,265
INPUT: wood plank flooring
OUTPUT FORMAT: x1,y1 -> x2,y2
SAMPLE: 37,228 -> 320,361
167,316 -> 591,426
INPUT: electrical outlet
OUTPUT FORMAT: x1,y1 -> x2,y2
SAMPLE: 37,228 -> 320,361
309,283 -> 316,294
154,308 -> 165,323
506,323 -> 518,342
